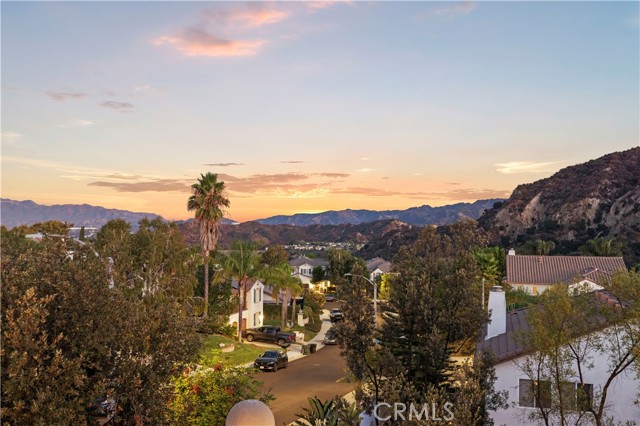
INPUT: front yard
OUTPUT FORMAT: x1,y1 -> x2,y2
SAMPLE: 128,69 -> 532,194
200,334 -> 265,367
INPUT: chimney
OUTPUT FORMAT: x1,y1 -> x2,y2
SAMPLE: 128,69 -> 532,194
486,285 -> 506,340
508,248 -> 516,256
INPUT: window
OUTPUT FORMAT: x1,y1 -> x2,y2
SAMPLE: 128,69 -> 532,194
519,379 -> 551,408
532,286 -> 539,295
519,380 -> 593,411
576,383 -> 593,412
253,287 -> 257,303
254,312 -> 259,326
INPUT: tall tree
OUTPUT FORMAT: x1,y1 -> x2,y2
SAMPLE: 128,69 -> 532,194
187,172 -> 230,318
225,240 -> 261,342
264,263 -> 303,330
381,220 -> 487,390
261,244 -> 289,267
1,231 -> 200,425
79,225 -> 86,241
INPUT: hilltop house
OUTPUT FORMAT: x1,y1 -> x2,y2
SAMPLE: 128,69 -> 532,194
228,279 -> 264,332
479,285 -> 639,425
366,257 -> 392,282
505,250 -> 626,295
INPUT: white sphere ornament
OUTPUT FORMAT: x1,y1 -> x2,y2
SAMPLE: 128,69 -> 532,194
225,399 -> 275,426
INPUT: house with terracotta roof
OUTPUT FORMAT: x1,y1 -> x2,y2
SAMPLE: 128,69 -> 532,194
479,284 -> 639,425
505,250 -> 626,295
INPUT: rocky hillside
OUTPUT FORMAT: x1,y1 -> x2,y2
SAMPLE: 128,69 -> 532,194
479,147 -> 640,264
256,199 -> 503,226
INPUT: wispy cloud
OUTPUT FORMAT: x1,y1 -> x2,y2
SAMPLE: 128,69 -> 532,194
433,1 -> 476,18
356,168 -> 375,173
156,2 -> 346,58
46,91 -> 88,101
1,131 -> 23,146
204,4 -> 291,29
306,1 -> 351,11
204,162 -> 245,167
56,119 -> 94,129
155,28 -> 266,57
88,179 -> 190,193
100,101 -> 134,111
281,160 -> 304,164
495,161 -> 561,174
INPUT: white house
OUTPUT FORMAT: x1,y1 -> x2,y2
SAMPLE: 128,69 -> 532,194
228,279 -> 264,332
505,251 -> 626,295
288,256 -> 329,277
365,257 -> 391,282
479,286 -> 640,425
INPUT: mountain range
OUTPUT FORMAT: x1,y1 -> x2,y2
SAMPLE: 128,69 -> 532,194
0,199 -> 163,230
0,198 -> 501,230
254,199 -> 503,226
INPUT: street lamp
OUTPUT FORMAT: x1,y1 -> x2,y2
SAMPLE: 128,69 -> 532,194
344,273 -> 377,328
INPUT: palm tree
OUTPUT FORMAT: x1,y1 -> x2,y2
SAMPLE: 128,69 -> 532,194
290,278 -> 303,328
187,172 -> 230,318
264,263 -> 303,330
580,237 -> 622,256
225,240 -> 261,341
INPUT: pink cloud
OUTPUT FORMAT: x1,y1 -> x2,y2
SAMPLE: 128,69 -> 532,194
205,4 -> 291,29
155,28 -> 266,57
306,1 -> 351,11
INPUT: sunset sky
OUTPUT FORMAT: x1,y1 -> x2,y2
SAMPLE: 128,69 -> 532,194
2,1 -> 638,222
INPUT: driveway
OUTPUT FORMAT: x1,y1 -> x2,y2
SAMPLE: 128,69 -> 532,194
255,340 -> 353,425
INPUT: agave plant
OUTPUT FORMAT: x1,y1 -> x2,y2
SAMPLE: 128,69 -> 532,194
293,396 -> 338,426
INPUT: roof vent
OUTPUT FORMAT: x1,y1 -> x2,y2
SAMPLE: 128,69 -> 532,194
508,249 -> 516,256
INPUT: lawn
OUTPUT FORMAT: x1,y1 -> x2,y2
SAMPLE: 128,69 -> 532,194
200,334 -> 265,367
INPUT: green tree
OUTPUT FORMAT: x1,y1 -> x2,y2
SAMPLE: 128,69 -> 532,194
579,237 -> 623,257
261,244 -> 289,267
521,239 -> 556,255
327,248 -> 356,282
188,172 -> 230,318
312,265 -> 325,283
1,236 -> 201,425
381,220 -> 487,390
79,225 -> 86,241
515,272 -> 640,426
224,240 -> 261,341
264,263 -> 303,330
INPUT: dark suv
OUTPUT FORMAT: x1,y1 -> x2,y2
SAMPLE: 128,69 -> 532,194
254,350 -> 288,372
330,308 -> 343,323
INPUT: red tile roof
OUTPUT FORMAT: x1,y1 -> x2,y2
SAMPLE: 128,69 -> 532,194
506,255 -> 626,286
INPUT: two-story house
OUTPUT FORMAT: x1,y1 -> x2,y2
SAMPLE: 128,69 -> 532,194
228,279 -> 264,332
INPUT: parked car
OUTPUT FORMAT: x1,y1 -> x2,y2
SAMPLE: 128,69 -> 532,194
330,308 -> 343,323
323,328 -> 337,345
244,326 -> 296,346
324,293 -> 336,302
254,350 -> 288,372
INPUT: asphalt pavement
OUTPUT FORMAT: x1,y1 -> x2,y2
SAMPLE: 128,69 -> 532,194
254,306 -> 353,426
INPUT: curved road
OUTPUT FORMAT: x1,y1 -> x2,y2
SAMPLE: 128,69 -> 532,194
254,329 -> 353,425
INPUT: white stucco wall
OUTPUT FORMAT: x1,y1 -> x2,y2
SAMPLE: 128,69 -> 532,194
490,334 -> 640,425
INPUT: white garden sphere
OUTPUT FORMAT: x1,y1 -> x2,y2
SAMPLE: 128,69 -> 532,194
225,399 -> 275,426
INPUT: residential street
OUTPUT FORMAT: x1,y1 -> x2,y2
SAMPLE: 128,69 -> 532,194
255,344 -> 353,425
